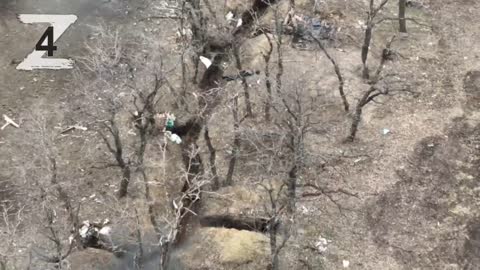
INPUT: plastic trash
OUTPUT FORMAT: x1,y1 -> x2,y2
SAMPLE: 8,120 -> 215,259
225,11 -> 234,21
382,128 -> 391,135
199,56 -> 212,68
166,118 -> 175,130
170,133 -> 182,144
165,131 -> 182,144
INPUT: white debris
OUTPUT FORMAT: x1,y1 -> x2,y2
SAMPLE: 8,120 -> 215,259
173,200 -> 178,210
68,235 -> 74,244
225,11 -> 234,21
165,131 -> 182,144
1,115 -> 20,130
199,56 -> 212,68
79,222 -> 90,238
89,194 -> 96,199
382,128 -> 390,135
315,236 -> 329,253
99,226 -> 112,236
343,260 -> 350,268
236,18 -> 243,28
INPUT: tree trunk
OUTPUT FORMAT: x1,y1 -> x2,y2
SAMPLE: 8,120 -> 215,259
347,106 -> 363,142
233,45 -> 253,117
118,166 -> 131,198
225,96 -> 240,186
204,126 -> 220,190
310,35 -> 349,112
270,224 -> 279,270
361,23 -> 373,79
287,165 -> 297,213
399,0 -> 407,33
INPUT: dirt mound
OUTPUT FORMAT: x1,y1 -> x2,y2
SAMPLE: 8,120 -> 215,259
66,249 -> 114,270
171,227 -> 270,270
367,118 -> 480,269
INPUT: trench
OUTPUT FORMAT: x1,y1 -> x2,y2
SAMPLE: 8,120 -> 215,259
199,215 -> 278,233
171,0 -> 279,249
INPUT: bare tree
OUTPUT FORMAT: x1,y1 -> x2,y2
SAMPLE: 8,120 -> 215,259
233,44 -> 254,117
259,183 -> 289,270
99,111 -> 132,198
399,0 -> 407,32
204,124 -> 220,190
262,32 -> 274,122
347,36 -> 412,142
225,94 -> 241,187
310,34 -> 349,112
0,205 -> 25,270
361,0 -> 391,79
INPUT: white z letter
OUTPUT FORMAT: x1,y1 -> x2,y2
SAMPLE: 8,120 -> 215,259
16,14 -> 77,70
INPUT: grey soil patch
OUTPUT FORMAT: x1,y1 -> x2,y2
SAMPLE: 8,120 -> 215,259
367,119 -> 480,269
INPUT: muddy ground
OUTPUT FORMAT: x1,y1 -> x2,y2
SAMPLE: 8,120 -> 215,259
0,0 -> 479,269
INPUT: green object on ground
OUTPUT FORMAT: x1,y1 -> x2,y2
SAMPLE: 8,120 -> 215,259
166,119 -> 175,129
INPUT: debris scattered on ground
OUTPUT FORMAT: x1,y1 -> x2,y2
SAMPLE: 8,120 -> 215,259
315,235 -> 331,253
225,11 -> 234,21
236,18 -> 243,28
292,14 -> 337,49
127,129 -> 136,136
59,125 -> 88,134
382,128 -> 391,135
343,260 -> 350,268
78,219 -> 112,247
1,114 -> 20,130
165,131 -> 182,144
199,56 -> 212,68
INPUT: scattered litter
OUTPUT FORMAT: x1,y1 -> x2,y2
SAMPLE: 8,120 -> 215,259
99,226 -> 112,236
1,115 -> 20,130
199,56 -> 212,68
165,131 -> 182,144
60,125 -> 88,134
79,221 -> 91,238
127,129 -> 136,136
315,235 -> 330,253
155,112 -> 182,144
89,194 -> 96,199
225,11 -> 234,21
236,18 -> 243,28
382,128 -> 391,135
343,260 -> 350,268
427,143 -> 435,147
292,14 -> 337,49
300,205 -> 309,214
